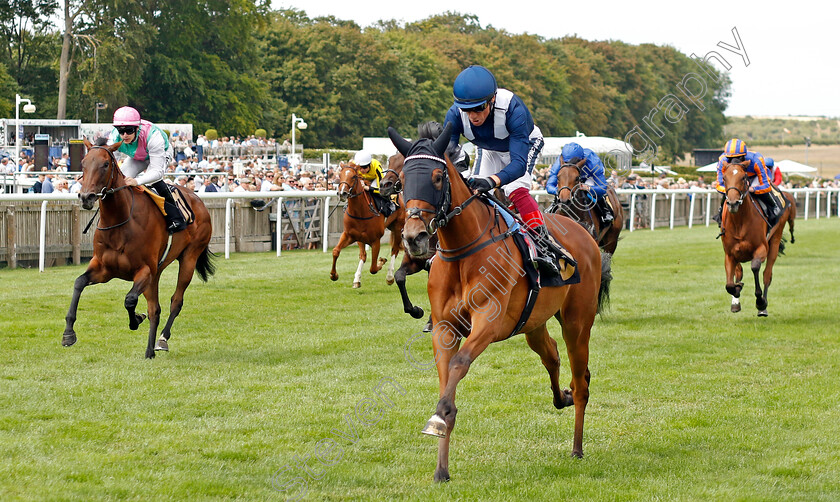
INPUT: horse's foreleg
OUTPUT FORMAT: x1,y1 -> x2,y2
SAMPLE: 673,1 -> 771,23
142,277 -> 162,359
330,233 -> 354,282
422,318 -> 462,483
386,229 -> 402,285
63,265 -> 107,346
724,254 -> 743,312
125,268 -> 152,332
369,240 -> 385,274
395,257 -> 425,319
156,258 -> 196,351
525,325 -> 567,409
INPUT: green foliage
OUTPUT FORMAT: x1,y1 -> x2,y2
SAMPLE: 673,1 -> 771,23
0,62 -> 18,117
303,148 -> 354,163
254,128 -> 267,138
204,129 -> 218,141
4,6 -> 730,160
724,116 -> 840,145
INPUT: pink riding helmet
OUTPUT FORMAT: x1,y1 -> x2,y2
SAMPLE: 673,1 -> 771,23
113,106 -> 141,126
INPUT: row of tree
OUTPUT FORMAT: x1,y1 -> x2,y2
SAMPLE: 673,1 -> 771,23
1,3 -> 731,161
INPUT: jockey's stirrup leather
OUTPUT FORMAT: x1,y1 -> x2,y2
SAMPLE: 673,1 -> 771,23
533,225 -> 577,280
152,181 -> 187,233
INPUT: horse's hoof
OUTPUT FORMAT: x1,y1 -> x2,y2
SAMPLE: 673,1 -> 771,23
330,274 -> 338,282
423,318 -> 433,333
353,282 -> 361,289
410,306 -> 425,319
154,338 -> 169,351
386,276 -> 395,285
145,350 -> 156,360
731,303 -> 741,313
421,414 -> 447,438
433,469 -> 450,483
129,313 -> 147,330
554,388 -> 574,409
571,450 -> 584,459
757,310 -> 769,317
378,258 -> 387,266
61,333 -> 77,347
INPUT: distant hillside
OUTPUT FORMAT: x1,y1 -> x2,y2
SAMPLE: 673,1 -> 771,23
724,116 -> 840,145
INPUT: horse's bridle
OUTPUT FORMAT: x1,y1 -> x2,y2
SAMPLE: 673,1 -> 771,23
725,174 -> 749,209
84,145 -> 135,231
554,162 -> 582,199
381,168 -> 402,194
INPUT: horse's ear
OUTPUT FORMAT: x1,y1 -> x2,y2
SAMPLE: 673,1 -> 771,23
83,137 -> 92,149
388,127 -> 412,157
433,122 -> 452,157
109,141 -> 123,152
576,158 -> 586,169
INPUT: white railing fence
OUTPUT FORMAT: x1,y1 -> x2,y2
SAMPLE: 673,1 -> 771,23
1,188 -> 838,272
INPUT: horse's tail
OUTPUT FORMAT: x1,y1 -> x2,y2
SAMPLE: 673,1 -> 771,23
597,251 -> 613,314
195,246 -> 217,282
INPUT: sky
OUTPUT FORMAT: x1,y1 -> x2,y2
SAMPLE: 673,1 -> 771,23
272,0 -> 839,118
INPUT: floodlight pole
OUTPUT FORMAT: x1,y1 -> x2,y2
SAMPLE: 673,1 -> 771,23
14,94 -> 36,193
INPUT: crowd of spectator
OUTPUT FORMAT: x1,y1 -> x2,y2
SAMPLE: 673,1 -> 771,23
5,142 -> 840,194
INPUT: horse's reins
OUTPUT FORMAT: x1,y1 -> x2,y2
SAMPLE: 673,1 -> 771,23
403,153 -> 513,262
338,168 -> 379,219
82,146 -> 136,233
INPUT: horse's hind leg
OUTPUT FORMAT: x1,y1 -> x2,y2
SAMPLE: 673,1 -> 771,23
125,268 -> 152,331
156,259 -> 196,351
525,324 -> 570,409
353,242 -> 367,288
142,278 -> 162,359
63,262 -> 108,346
750,256 -> 768,315
559,314 -> 593,459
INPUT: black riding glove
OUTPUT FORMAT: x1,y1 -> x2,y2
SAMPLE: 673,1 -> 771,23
468,177 -> 496,194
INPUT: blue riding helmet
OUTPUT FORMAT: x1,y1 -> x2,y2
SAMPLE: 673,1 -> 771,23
453,65 -> 497,109
765,157 -> 775,168
561,143 -> 584,163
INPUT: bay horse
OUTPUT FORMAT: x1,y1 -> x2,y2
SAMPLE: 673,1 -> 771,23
720,159 -> 796,316
62,139 -> 215,359
380,121 -> 449,322
547,158 -> 623,255
389,124 -> 611,482
381,152 -> 429,319
330,163 -> 405,288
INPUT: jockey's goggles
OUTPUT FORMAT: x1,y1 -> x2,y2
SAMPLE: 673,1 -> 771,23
116,126 -> 138,135
462,101 -> 490,114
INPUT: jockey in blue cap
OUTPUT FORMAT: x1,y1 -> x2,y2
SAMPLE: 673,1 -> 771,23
546,142 -> 613,225
443,65 -> 574,276
714,138 -> 781,226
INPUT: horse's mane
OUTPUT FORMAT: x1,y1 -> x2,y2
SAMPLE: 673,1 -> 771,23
94,137 -> 108,146
417,121 -> 443,140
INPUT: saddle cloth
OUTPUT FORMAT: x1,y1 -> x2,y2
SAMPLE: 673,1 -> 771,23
487,198 -> 580,288
140,184 -> 196,225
